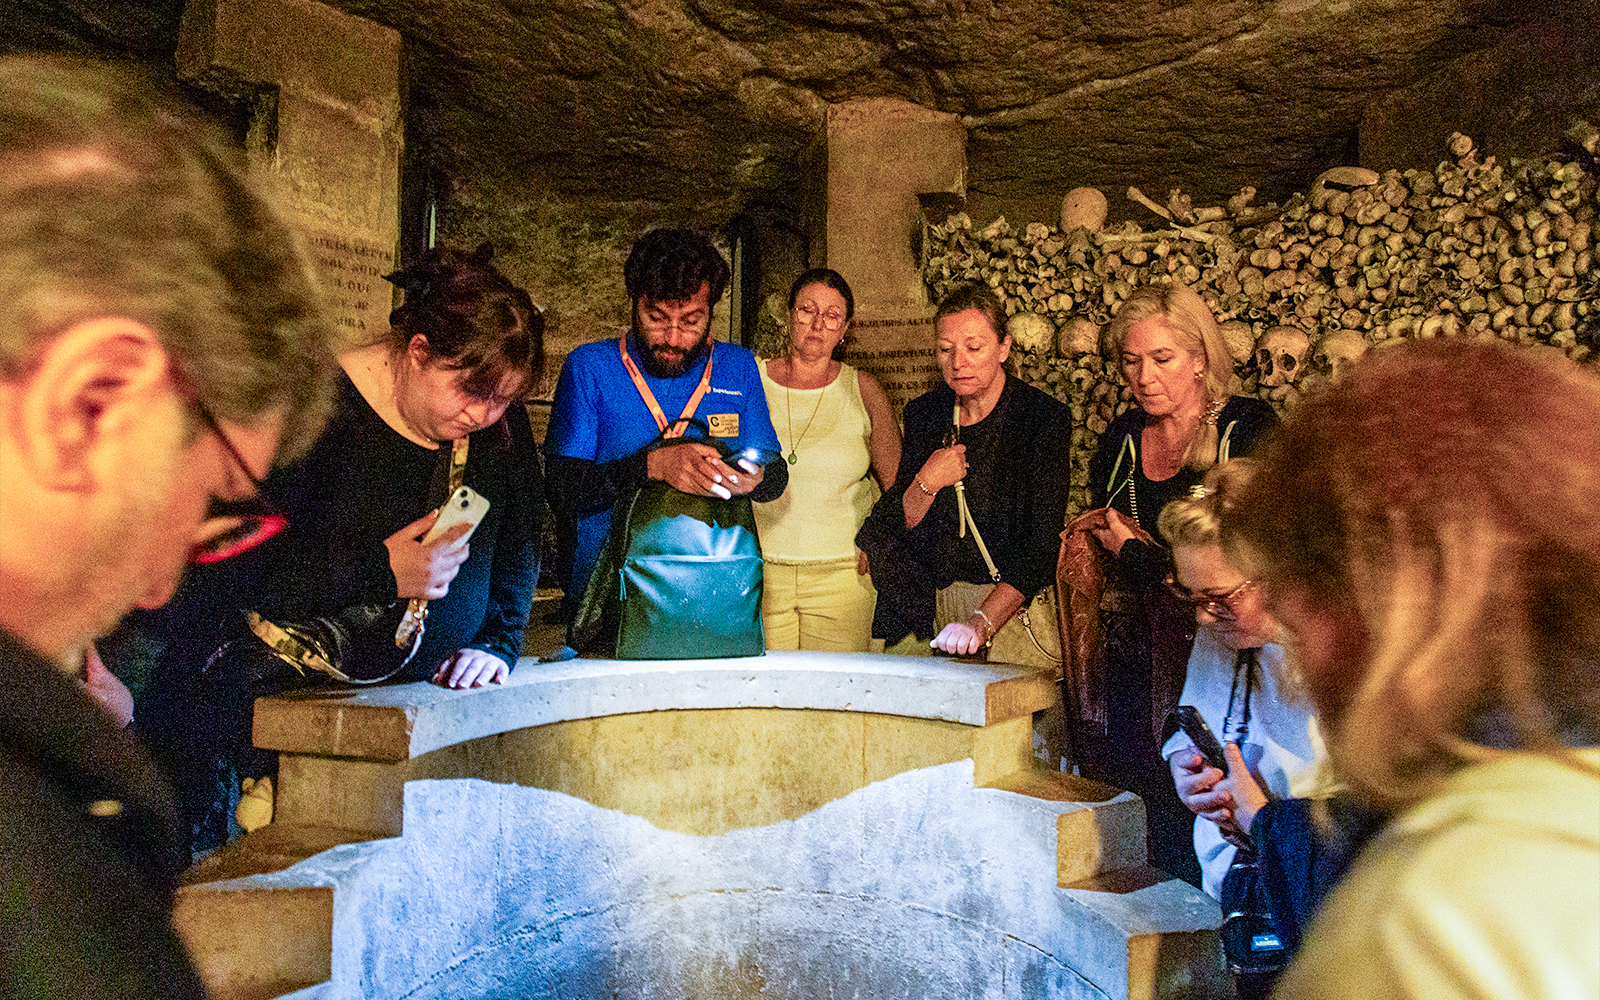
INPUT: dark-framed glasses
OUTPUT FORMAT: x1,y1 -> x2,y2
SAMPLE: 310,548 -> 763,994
795,302 -> 846,331
190,402 -> 286,564
1164,573 -> 1257,620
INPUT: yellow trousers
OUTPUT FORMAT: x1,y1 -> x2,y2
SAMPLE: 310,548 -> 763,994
761,558 -> 876,653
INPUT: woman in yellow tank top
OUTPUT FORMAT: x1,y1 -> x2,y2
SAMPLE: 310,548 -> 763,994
755,269 -> 901,651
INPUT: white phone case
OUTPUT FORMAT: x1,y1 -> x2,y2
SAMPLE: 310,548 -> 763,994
423,486 -> 491,546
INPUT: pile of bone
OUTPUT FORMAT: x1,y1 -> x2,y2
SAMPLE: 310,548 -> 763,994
921,125 -> 1599,513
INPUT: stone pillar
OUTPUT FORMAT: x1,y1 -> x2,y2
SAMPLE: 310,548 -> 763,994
820,99 -> 966,415
178,0 -> 402,350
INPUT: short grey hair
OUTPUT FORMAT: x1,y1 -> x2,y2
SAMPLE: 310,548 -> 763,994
0,56 -> 337,462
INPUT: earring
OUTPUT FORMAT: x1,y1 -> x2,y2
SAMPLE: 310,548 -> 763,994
1194,370 -> 1204,382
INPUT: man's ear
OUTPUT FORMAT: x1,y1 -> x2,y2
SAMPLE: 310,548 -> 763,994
15,318 -> 172,490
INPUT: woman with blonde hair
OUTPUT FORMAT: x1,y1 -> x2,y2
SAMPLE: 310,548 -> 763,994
1076,280 -> 1277,887
1221,338 -> 1600,999
1156,461 -> 1320,899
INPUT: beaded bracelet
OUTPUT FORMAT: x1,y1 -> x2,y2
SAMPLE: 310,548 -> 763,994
915,478 -> 936,497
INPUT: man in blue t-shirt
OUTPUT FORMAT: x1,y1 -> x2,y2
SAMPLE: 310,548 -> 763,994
546,228 -> 786,625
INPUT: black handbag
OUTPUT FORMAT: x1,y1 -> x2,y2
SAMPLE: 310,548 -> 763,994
208,436 -> 472,692
571,426 -> 766,659
207,600 -> 423,692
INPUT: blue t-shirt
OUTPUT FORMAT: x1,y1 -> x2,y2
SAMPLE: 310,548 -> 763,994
546,335 -> 780,599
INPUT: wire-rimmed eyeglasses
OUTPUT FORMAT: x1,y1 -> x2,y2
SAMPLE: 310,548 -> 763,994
794,302 -> 846,331
1163,573 -> 1257,620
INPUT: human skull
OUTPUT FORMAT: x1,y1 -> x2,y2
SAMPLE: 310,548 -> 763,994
1255,326 -> 1310,387
1056,316 -> 1100,356
1313,329 -> 1369,381
1006,311 -> 1055,353
1059,187 -> 1108,234
1219,321 -> 1255,365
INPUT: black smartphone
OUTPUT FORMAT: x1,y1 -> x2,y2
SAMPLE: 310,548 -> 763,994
1169,705 -> 1228,772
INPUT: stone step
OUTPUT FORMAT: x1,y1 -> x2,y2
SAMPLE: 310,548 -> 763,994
978,765 -> 1228,1000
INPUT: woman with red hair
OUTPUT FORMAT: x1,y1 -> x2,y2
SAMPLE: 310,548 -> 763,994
1221,339 -> 1600,1000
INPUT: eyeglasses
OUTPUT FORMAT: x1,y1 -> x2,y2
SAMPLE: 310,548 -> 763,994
1164,574 -> 1257,620
795,302 -> 846,331
189,402 -> 287,564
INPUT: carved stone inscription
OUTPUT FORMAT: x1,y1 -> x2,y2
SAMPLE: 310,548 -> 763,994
307,228 -> 395,344
845,315 -> 940,418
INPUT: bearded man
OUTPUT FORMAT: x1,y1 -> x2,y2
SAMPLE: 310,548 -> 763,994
545,228 -> 786,630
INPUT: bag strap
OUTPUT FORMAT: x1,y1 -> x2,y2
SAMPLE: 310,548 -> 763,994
394,435 -> 470,646
1104,431 -> 1137,508
619,335 -> 714,438
1224,646 -> 1259,742
1218,418 -> 1239,463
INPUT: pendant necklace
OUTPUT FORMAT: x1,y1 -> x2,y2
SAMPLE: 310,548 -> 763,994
784,371 -> 826,465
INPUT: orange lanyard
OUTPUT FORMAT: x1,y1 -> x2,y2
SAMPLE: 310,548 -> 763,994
618,334 -> 713,438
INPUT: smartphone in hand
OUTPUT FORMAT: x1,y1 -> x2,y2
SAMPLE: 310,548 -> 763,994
422,486 -> 490,547
1169,705 -> 1228,772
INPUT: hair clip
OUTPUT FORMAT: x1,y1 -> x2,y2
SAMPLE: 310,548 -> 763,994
1188,484 -> 1214,499
381,267 -> 434,303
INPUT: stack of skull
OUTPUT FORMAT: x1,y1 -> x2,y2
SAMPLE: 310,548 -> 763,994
924,127 -> 1600,513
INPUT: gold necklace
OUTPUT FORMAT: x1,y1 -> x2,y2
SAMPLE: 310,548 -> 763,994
783,365 -> 826,465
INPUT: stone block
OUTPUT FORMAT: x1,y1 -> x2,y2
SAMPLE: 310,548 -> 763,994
174,883 -> 332,1000
982,766 -> 1147,885
201,764 -> 1223,999
275,754 -> 406,838
176,0 -> 401,348
824,98 -> 965,310
253,651 -> 1053,760
178,0 -> 398,103
1059,868 -> 1229,1000
199,657 -> 1222,1000
259,654 -> 1053,840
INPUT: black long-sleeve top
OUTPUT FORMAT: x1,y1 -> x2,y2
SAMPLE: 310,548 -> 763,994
857,374 -> 1071,644
253,376 -> 541,679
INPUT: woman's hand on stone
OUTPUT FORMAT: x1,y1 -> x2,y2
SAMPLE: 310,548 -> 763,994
930,619 -> 986,656
386,510 -> 471,600
433,648 -> 508,689
918,443 -> 967,492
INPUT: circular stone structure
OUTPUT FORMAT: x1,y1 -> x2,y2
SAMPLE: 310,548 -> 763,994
176,651 -> 1225,1000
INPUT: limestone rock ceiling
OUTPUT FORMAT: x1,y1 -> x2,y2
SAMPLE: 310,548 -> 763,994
6,0 -> 1582,225
320,0 -> 1554,223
